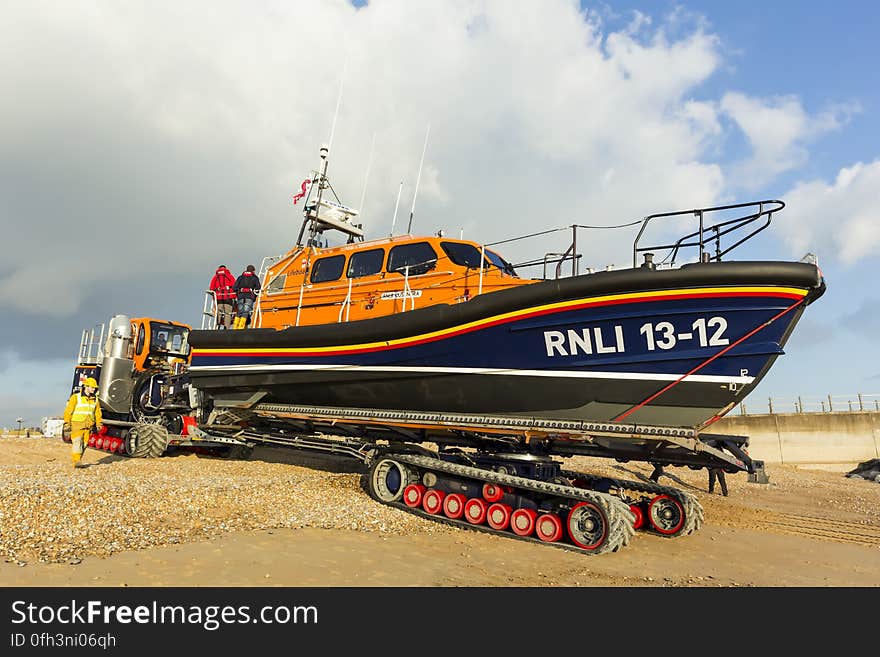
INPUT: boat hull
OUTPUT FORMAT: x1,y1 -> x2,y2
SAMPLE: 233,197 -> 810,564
189,261 -> 824,428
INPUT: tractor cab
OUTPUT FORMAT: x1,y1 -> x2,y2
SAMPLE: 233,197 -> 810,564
130,318 -> 191,373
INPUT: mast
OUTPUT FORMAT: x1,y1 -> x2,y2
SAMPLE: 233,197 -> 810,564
294,143 -> 364,249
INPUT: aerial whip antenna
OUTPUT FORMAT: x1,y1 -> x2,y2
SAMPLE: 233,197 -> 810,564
390,181 -> 403,237
358,132 -> 376,216
295,64 -> 347,248
303,64 -> 347,248
407,123 -> 430,234
327,61 -> 346,153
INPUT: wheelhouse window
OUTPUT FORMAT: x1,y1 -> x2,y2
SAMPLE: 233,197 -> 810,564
265,273 -> 286,293
347,248 -> 385,278
387,242 -> 438,276
485,249 -> 518,277
440,241 -> 486,268
310,255 -> 346,283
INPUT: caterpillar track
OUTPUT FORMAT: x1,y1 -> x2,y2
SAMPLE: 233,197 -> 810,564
360,451 -> 704,554
559,469 -> 704,538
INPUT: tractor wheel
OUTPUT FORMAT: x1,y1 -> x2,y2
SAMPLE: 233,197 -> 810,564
126,423 -> 170,458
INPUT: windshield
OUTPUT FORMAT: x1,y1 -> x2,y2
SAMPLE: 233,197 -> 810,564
440,241 -> 485,268
485,249 -> 518,277
151,323 -> 190,357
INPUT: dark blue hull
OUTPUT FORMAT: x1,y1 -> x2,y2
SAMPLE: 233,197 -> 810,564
189,261 -> 824,428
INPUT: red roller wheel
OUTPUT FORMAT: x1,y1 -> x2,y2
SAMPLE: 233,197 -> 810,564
566,502 -> 608,550
87,436 -> 96,448
647,494 -> 686,535
403,484 -> 426,508
535,513 -> 563,543
629,504 -> 645,529
482,483 -> 504,503
487,503 -> 512,531
511,508 -> 538,536
112,439 -> 122,452
422,489 -> 446,515
464,498 -> 488,525
443,493 -> 467,519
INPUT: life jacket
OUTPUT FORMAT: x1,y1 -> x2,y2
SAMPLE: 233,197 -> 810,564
70,393 -> 98,422
235,271 -> 260,299
210,267 -> 237,301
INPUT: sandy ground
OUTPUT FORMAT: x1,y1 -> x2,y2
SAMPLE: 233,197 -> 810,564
1,436 -> 879,587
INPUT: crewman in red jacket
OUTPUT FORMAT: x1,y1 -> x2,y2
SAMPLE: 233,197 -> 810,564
209,264 -> 237,329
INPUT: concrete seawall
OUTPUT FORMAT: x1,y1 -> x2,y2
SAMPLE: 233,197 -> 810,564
705,411 -> 880,467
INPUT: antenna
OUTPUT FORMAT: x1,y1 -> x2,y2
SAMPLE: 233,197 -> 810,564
358,132 -> 376,217
407,123 -> 430,234
327,63 -> 346,152
390,181 -> 403,237
296,67 -> 346,249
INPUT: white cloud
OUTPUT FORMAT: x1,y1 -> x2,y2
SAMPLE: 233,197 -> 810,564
0,0 -> 736,315
720,92 -> 857,190
777,160 -> 880,264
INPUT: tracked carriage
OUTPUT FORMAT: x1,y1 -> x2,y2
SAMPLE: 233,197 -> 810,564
70,145 -> 824,555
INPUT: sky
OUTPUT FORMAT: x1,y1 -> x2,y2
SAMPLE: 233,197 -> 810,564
1,0 -> 878,427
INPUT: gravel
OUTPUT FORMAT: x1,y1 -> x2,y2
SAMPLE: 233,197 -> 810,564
0,438 -> 442,564
2,436 -> 879,565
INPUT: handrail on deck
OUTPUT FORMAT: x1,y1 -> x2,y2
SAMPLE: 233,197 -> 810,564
632,199 -> 784,267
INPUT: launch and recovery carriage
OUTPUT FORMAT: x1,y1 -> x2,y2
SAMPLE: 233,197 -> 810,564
69,147 -> 824,555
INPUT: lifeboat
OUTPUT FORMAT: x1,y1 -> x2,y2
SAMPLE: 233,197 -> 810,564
188,147 -> 825,429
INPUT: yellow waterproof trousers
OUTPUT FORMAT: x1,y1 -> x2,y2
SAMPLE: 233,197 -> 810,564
70,421 -> 92,468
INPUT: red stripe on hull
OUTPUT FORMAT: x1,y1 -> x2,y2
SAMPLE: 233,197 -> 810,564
193,290 -> 804,359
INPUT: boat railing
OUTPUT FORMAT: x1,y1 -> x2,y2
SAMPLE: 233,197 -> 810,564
201,290 -> 217,330
252,254 -> 285,328
632,199 -> 784,268
486,225 -> 580,279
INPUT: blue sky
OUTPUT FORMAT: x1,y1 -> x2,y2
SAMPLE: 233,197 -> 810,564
1,0 -> 878,427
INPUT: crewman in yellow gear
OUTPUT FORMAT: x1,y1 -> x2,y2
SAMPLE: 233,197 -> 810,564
62,377 -> 103,468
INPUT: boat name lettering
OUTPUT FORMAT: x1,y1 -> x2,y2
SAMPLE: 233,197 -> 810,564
544,325 -> 626,357
639,316 -> 730,352
544,316 -> 731,357
380,290 -> 423,300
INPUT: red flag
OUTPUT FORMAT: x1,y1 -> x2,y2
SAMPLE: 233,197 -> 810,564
292,178 -> 311,205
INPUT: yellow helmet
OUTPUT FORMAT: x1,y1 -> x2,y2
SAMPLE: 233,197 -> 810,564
82,377 -> 99,388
